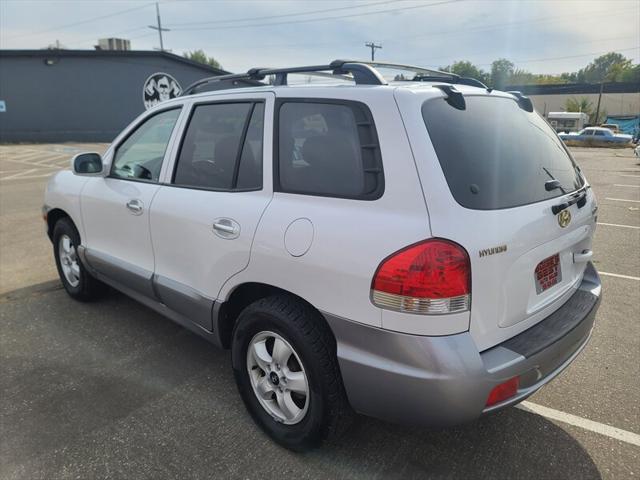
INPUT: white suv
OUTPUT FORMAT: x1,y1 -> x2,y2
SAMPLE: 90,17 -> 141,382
43,61 -> 601,450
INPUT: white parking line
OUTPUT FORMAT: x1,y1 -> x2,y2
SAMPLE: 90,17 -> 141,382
598,222 -> 640,229
619,174 -> 640,178
613,184 -> 640,188
605,198 -> 640,203
600,271 -> 640,281
0,172 -> 58,181
518,402 -> 640,447
1,168 -> 38,180
0,158 -> 62,169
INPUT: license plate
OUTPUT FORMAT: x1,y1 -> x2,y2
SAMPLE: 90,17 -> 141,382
535,253 -> 562,294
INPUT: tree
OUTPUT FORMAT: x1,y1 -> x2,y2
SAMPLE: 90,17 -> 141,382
565,97 -> 596,122
490,58 -> 514,89
559,71 -> 579,83
441,60 -> 489,83
620,64 -> 640,83
508,69 -> 567,85
183,49 -> 222,70
579,52 -> 633,83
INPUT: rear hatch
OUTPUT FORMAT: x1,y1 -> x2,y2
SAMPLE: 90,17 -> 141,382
395,87 -> 598,351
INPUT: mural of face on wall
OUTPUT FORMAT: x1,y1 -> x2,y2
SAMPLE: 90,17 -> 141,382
143,73 -> 182,109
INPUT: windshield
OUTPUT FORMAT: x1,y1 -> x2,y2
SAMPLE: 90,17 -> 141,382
422,95 -> 584,210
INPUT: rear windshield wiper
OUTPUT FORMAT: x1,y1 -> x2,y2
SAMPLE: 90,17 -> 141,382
545,179 -> 563,192
543,167 -> 566,194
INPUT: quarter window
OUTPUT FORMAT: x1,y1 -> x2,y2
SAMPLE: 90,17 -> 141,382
111,108 -> 181,182
174,102 -> 264,190
277,101 -> 383,199
237,103 -> 265,189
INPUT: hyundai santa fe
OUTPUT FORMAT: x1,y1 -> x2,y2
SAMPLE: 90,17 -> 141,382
43,60 -> 601,451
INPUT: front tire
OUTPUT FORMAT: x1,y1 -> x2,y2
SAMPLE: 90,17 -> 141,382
52,217 -> 104,301
231,295 -> 351,451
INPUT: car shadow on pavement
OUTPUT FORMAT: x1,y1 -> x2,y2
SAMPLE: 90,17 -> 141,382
0,283 -> 602,480
317,407 -> 601,479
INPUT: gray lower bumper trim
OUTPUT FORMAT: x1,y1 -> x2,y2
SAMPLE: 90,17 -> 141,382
323,262 -> 602,427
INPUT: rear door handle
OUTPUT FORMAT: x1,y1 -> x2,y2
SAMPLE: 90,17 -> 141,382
126,199 -> 144,215
573,250 -> 593,263
213,218 -> 240,239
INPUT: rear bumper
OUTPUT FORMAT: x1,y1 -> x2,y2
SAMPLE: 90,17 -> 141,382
324,262 -> 601,427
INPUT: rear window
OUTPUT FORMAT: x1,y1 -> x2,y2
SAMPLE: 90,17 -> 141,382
422,96 -> 584,210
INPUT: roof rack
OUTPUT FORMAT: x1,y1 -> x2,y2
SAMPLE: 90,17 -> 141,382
182,60 -> 386,95
181,59 -> 488,96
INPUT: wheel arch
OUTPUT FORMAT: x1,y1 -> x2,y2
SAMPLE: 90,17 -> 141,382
46,208 -> 74,241
215,282 -> 336,350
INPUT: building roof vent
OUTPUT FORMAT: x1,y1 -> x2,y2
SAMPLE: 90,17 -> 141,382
95,38 -> 131,51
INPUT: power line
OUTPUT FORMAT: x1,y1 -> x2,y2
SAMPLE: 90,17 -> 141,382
165,6 -> 628,53
2,3 -> 154,40
408,34 -> 637,66
503,47 -> 639,66
164,0 -> 401,28
385,7 -> 629,42
424,47 -> 639,70
169,0 -> 464,32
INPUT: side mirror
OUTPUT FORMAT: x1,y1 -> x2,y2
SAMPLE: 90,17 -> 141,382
72,152 -> 103,175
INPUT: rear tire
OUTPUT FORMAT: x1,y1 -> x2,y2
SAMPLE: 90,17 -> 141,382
53,217 -> 104,301
231,295 -> 352,451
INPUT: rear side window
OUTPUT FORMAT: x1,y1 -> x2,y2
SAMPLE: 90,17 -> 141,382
174,102 -> 263,190
277,100 -> 383,199
422,96 -> 583,210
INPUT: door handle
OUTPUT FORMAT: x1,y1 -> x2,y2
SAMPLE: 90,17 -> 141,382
213,218 -> 240,239
573,249 -> 593,263
126,199 -> 144,215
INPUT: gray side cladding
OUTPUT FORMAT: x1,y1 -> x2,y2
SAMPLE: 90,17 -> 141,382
0,51 -> 229,143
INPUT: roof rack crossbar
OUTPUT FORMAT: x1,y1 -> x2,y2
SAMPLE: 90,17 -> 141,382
182,59 -> 492,96
182,60 -> 387,95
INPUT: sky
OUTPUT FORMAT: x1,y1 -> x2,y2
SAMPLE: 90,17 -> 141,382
1,0 -> 639,75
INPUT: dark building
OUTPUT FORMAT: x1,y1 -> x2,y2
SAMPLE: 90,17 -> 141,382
0,49 -> 249,142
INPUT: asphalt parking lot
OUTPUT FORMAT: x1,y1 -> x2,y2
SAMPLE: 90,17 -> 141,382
1,143 -> 638,479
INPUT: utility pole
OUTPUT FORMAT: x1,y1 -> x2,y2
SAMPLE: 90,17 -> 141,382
365,42 -> 382,62
594,81 -> 604,124
148,2 -> 170,51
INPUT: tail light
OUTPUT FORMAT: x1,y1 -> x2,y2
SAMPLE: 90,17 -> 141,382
371,238 -> 470,314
